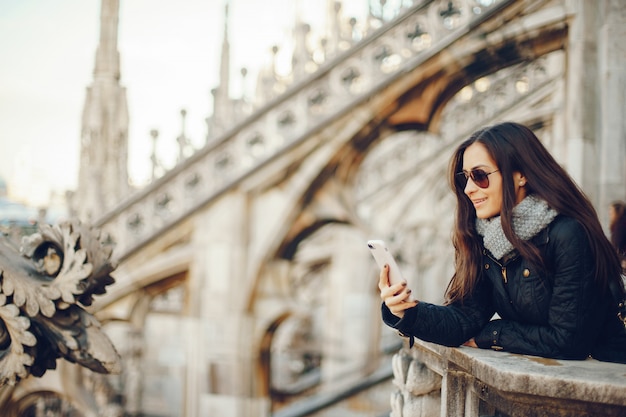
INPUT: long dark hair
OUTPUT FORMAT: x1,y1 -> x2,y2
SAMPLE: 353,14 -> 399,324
445,121 -> 623,303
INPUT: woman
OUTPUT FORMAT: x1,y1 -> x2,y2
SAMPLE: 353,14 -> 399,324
379,122 -> 626,363
609,200 -> 626,270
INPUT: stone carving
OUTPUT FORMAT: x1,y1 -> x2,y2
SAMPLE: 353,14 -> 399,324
0,220 -> 120,386
390,350 -> 442,417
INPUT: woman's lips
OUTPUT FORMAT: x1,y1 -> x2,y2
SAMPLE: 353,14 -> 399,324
472,198 -> 486,208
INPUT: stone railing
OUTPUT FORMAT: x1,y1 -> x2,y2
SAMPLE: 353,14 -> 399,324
390,339 -> 626,417
95,0 -> 513,262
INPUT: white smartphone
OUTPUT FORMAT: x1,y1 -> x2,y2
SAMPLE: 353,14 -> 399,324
367,239 -> 405,286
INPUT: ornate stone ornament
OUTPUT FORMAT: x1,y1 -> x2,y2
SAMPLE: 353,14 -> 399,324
0,221 -> 120,386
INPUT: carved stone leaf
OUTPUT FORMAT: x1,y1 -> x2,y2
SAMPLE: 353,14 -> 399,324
54,248 -> 93,305
0,294 -> 36,386
47,224 -> 93,302
58,221 -> 117,306
23,221 -> 114,305
0,267 -> 58,318
34,305 -> 121,375
16,221 -> 100,315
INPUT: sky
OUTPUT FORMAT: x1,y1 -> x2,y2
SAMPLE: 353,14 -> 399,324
0,0 -> 369,207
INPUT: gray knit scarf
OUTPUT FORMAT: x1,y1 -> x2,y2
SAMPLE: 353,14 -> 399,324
475,195 -> 558,260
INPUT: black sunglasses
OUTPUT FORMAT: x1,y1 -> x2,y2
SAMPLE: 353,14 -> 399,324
456,169 -> 499,189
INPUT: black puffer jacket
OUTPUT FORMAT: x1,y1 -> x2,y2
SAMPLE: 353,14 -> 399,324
382,215 -> 626,363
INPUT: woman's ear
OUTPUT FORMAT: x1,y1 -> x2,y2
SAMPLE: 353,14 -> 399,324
513,172 -> 527,204
514,172 -> 526,187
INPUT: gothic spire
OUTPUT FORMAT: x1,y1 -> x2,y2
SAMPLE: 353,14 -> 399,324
208,1 -> 232,138
94,0 -> 121,80
74,0 -> 129,222
217,2 -> 231,106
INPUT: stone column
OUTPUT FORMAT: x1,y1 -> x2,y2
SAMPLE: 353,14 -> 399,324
563,0 -> 599,195
187,191 -> 269,417
597,0 -> 626,223
321,227 -> 381,390
565,0 -> 626,216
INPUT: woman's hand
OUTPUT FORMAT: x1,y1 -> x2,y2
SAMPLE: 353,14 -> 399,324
378,264 -> 418,318
463,338 -> 478,348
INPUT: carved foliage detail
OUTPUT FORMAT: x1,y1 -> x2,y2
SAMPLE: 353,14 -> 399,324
0,295 -> 36,383
0,220 -> 120,386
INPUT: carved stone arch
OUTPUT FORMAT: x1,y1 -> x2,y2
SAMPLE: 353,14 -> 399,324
1,357 -> 126,417
249,213 -> 378,407
258,311 -> 324,410
242,153 -> 363,313
260,221 -> 378,389
258,312 -> 289,399
383,8 -> 568,133
243,129 -> 379,309
273,125 -> 400,261
244,114 -> 410,318
104,274 -> 189,415
351,126 -> 455,301
3,390 -> 87,417
84,270 -> 189,416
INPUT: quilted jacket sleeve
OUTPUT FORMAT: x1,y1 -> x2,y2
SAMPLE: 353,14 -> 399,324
382,275 -> 495,347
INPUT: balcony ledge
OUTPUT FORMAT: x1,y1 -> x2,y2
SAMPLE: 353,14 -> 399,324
391,339 -> 626,417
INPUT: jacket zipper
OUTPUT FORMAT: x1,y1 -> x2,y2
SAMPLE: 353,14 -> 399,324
485,251 -> 508,283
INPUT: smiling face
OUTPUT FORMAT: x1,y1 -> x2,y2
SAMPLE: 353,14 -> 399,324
461,142 -> 526,219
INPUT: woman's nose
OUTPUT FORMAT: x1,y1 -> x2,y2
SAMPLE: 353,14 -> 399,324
464,177 -> 478,195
